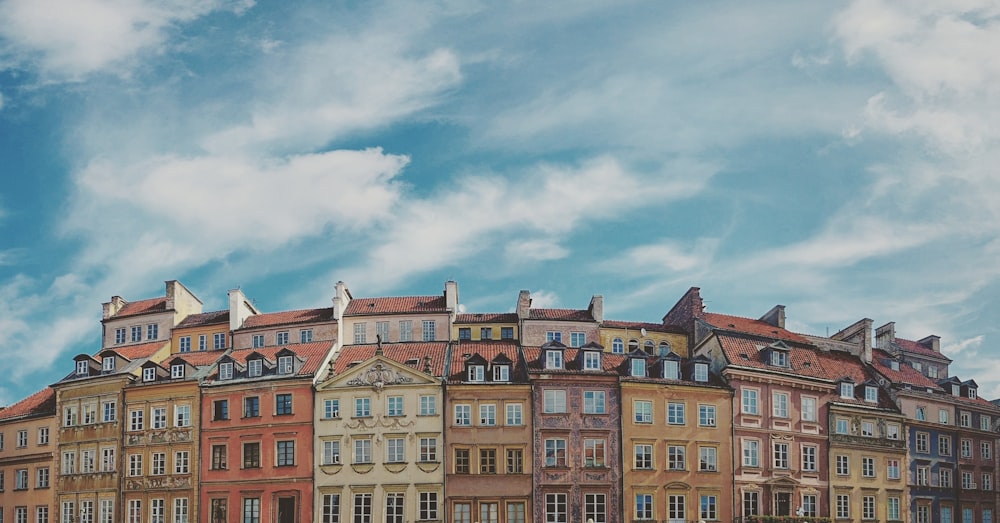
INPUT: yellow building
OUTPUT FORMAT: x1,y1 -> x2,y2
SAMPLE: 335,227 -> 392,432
453,313 -> 519,342
600,321 -> 689,357
101,280 -> 202,351
0,387 -> 57,523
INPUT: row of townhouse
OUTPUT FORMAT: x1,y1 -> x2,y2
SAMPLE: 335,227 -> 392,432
2,281 -> 999,523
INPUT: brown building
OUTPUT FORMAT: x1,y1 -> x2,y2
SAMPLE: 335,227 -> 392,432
0,388 -> 57,523
445,340 -> 532,523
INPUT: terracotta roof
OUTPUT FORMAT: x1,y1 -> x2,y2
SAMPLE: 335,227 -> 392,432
455,312 -> 518,324
602,320 -> 685,333
895,337 -> 952,362
717,335 -> 830,380
528,308 -> 594,321
172,351 -> 227,366
344,296 -> 448,316
702,312 -> 810,344
113,297 -> 169,319
106,340 -> 169,360
523,347 -> 626,373
176,310 -> 229,328
225,342 -> 333,377
333,342 -> 448,376
241,307 -> 334,329
0,387 -> 55,421
447,340 -> 525,382
871,349 -> 941,390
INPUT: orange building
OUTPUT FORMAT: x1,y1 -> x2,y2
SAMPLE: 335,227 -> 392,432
0,388 -> 57,523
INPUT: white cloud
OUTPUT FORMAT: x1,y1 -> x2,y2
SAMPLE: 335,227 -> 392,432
526,289 -> 560,309
0,0 -> 252,79
944,335 -> 984,357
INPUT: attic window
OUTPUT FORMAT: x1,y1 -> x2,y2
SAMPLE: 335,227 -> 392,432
840,382 -> 854,399
969,388 -> 977,399
248,359 -> 263,378
583,351 -> 601,371
406,358 -> 420,366
468,365 -> 485,382
694,363 -> 708,383
171,364 -> 185,379
890,360 -> 900,371
952,384 -> 960,397
663,360 -> 679,380
739,354 -> 750,360
102,357 -> 115,372
142,367 -> 156,382
278,355 -> 294,374
76,360 -> 89,376
219,362 -> 234,380
631,358 -> 646,377
770,350 -> 788,367
545,350 -> 563,370
493,365 -> 510,382
864,385 -> 878,403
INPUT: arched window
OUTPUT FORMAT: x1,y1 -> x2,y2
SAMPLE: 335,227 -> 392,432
658,341 -> 671,356
612,338 -> 624,354
628,339 -> 640,351
644,340 -> 655,354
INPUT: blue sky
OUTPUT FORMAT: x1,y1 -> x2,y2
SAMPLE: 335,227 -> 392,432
1,1 -> 999,405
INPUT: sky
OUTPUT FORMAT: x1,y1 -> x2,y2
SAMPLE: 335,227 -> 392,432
1,0 -> 999,405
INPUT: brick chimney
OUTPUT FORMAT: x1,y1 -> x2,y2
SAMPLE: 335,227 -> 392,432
588,295 -> 603,323
759,305 -> 786,329
831,318 -> 874,363
103,296 -> 127,319
875,322 -> 895,349
662,287 -> 704,326
516,290 -> 531,321
918,335 -> 941,353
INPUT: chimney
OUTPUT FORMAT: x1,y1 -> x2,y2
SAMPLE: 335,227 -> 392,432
662,287 -> 704,326
918,335 -> 941,353
228,288 -> 260,331
516,290 -> 531,321
831,318 -> 874,363
103,296 -> 127,320
165,280 -> 179,311
589,295 -> 604,323
875,322 -> 895,349
759,305 -> 786,329
332,281 -> 352,320
445,281 -> 459,321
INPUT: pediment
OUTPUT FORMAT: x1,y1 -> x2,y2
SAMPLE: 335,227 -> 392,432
317,355 -> 438,391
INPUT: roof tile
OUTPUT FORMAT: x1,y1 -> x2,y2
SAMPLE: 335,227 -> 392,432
455,313 -> 518,324
333,342 -> 448,376
0,387 -> 56,420
176,310 -> 229,328
113,297 -> 169,319
703,312 -> 810,344
528,308 -> 594,321
241,307 -> 334,329
447,340 -> 525,382
344,296 -> 448,316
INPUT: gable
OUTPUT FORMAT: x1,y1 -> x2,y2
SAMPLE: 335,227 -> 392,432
317,355 -> 439,391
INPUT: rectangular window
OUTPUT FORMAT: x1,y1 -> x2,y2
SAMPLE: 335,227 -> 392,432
801,396 -> 817,422
501,327 -> 514,339
570,332 -> 586,347
742,389 -> 758,414
242,498 -> 260,523
276,394 -> 293,415
982,415 -> 992,431
15,469 -> 28,489
213,333 -> 226,349
480,404 -> 496,425
354,439 -> 372,464
544,439 -> 567,467
583,352 -> 601,370
545,494 -> 566,523
387,438 -> 405,463
323,441 -> 341,465
544,390 -> 567,413
355,398 -> 371,417
210,500 -> 227,523
479,327 -> 492,340
174,404 -> 191,427
699,446 -> 718,472
802,445 -> 817,472
375,322 -> 389,342
861,421 -> 874,437
545,331 -> 562,343
353,494 -> 372,523
585,494 -> 606,523
667,445 -> 685,470
115,327 -> 126,344
128,454 -> 142,476
173,498 -> 188,523
214,399 -> 229,420
917,467 -> 929,486
454,404 -> 471,426
151,452 -> 166,475
773,442 -> 789,469
387,396 -> 404,417
983,473 -> 993,491
862,456 -> 875,477
940,409 -> 950,424
420,395 -> 436,416
385,494 -> 404,523
943,468 -> 953,487
252,334 -> 264,348
916,432 -> 929,453
277,441 -> 295,466
863,496 -> 876,520
81,450 -> 95,473
150,500 -> 165,523
64,405 -> 79,426
982,441 -> 993,460
422,320 -> 435,341
322,494 -> 340,523
506,448 -> 523,474
699,404 -> 716,427
940,435 -> 953,455
887,459 -> 900,479
36,466 -> 50,488
131,325 -> 142,342
276,331 -> 289,345
150,407 -> 166,429
419,438 -> 437,462
418,492 -> 438,521
80,502 -> 94,523
244,397 -> 260,418
506,403 -> 523,425
147,323 -> 158,340
38,427 -> 49,445
16,430 -> 27,448
198,335 -> 207,351
399,321 -> 412,341
583,391 -> 606,414
772,392 -> 788,418
667,402 -> 685,425
802,495 -> 817,517
480,448 -> 497,473
584,439 -> 605,467
701,495 -> 718,521
454,448 -> 470,474
211,445 -> 227,469
836,495 -> 850,519
961,411 -> 972,427
888,498 -> 900,521
961,438 -> 972,458
354,323 -> 367,344
668,495 -> 686,522
243,442 -> 260,468
324,399 -> 340,418
635,494 -> 653,520
101,447 -> 115,472
546,351 -> 564,369
635,400 -> 652,423
634,444 -> 653,469
836,455 -> 849,475
743,440 -> 759,467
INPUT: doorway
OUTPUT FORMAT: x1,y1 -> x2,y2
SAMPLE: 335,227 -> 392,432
775,493 -> 790,517
277,497 -> 296,523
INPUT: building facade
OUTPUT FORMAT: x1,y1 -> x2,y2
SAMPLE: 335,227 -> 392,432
0,388 -> 57,523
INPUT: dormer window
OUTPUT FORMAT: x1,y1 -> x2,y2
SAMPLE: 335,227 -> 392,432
663,360 -> 679,380
102,357 -> 115,372
630,358 -> 646,377
468,365 -> 485,382
219,362 -> 234,380
278,355 -> 294,375
583,351 -> 601,371
771,350 -> 788,367
545,350 -> 563,370
952,384 -> 960,396
493,365 -> 510,382
142,367 -> 156,382
76,360 -> 89,375
248,359 -> 262,377
171,364 -> 185,379
840,382 -> 854,399
890,360 -> 900,371
865,385 -> 878,403
969,388 -> 978,399
694,363 -> 709,383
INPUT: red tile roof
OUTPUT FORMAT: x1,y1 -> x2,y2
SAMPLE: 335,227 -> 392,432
523,347 -> 626,373
895,337 -> 953,362
447,340 -> 525,382
226,342 -> 334,377
241,307 -> 334,329
528,308 -> 595,321
702,312 -> 810,344
0,387 -> 55,420
871,349 -> 941,390
113,297 -> 169,318
333,342 -> 448,376
455,313 -> 518,324
176,310 -> 229,328
172,351 -> 226,366
602,320 -> 686,334
106,340 -> 169,360
717,335 -> 831,380
344,296 -> 448,316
